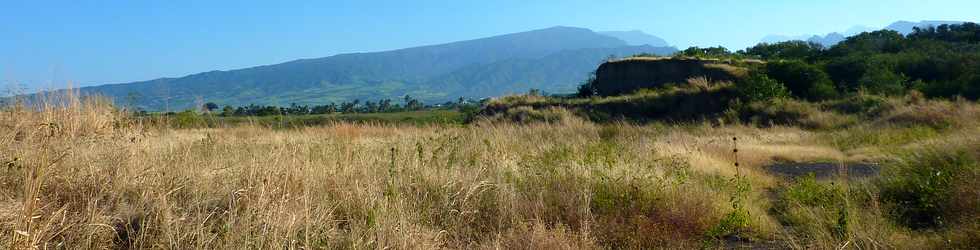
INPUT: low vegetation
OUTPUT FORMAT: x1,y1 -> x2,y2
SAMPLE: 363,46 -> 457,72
698,23 -> 980,101
2,86 -> 978,249
460,25 -> 980,248
145,109 -> 467,129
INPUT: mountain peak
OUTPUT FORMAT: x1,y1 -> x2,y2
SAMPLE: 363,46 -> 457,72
844,25 -> 875,36
541,25 -> 593,31
885,20 -> 966,34
599,30 -> 670,47
761,20 -> 972,47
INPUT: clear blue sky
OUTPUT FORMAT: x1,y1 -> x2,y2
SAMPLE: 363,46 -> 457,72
2,0 -> 977,91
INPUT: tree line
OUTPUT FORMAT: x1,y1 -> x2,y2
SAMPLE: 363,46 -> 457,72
195,95 -> 481,117
669,22 -> 980,101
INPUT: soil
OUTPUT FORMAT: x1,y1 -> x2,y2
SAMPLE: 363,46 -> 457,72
765,162 -> 881,180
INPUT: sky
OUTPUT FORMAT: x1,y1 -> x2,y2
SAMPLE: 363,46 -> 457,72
1,0 -> 977,92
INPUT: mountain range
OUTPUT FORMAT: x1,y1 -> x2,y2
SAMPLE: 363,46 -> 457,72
30,20 -> 971,111
599,30 -> 670,47
761,20 -> 968,47
67,27 -> 675,111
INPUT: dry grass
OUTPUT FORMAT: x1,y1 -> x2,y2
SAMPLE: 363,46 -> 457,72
1,91 -> 976,249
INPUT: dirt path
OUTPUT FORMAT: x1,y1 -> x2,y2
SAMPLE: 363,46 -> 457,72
764,162 -> 881,180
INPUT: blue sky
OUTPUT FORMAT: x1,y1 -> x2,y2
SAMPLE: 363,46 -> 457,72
1,0 -> 977,91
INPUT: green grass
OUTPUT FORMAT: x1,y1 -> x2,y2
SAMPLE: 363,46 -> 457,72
144,110 -> 465,128
825,125 -> 941,151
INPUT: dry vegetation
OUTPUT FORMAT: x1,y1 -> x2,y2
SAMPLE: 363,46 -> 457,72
1,91 -> 978,249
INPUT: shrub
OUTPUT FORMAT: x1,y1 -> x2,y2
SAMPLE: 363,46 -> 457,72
735,73 -> 790,102
765,61 -> 838,100
732,98 -> 856,129
917,75 -> 980,100
879,100 -> 968,129
172,110 -> 206,128
859,64 -> 910,96
826,55 -> 869,91
780,175 -> 846,209
704,208 -> 750,240
496,106 -> 579,124
769,174 -> 856,246
587,83 -> 737,122
880,148 -> 979,229
822,92 -> 895,117
589,173 -> 716,249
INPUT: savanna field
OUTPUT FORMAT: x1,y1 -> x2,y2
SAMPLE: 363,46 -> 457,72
4,25 -> 980,248
1,89 -> 978,249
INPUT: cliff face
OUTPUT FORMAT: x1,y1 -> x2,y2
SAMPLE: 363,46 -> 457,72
593,57 -> 751,96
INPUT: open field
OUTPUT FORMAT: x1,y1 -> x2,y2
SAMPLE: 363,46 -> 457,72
1,93 -> 978,249
141,110 -> 467,129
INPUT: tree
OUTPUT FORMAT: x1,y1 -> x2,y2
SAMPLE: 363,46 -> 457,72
827,30 -> 906,57
825,55 -> 869,91
363,101 -> 379,113
403,95 -> 423,111
909,22 -> 980,44
576,74 -> 598,97
742,41 -> 823,60
677,46 -> 734,58
203,102 -> 219,112
340,100 -> 358,113
379,99 -> 393,112
765,61 -> 837,100
312,102 -> 338,114
858,64 -> 910,96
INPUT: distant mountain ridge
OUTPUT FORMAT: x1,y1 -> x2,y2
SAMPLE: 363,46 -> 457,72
884,20 -> 965,34
760,20 -> 968,47
599,30 -> 670,47
68,26 -> 675,110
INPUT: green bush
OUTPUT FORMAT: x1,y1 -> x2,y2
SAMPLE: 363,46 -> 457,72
859,64 -> 910,96
732,98 -> 856,129
498,106 -> 577,124
735,73 -> 791,102
772,174 -> 850,241
766,60 -> 838,100
822,93 -> 894,116
704,208 -> 750,239
917,75 -> 980,100
880,149 -> 978,229
172,110 -> 206,128
780,175 -> 846,209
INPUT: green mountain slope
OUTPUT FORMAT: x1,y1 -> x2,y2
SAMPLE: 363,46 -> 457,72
67,26 -> 676,110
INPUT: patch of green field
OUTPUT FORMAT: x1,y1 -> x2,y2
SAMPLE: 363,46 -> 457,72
145,110 -> 465,129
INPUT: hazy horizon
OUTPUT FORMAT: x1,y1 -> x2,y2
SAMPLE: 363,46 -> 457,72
2,0 -> 978,91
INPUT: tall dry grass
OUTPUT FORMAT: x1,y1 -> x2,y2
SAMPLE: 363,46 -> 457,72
1,90 -> 976,249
